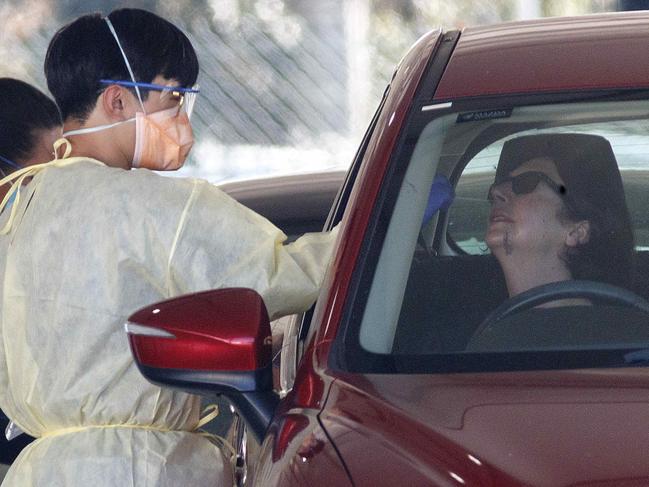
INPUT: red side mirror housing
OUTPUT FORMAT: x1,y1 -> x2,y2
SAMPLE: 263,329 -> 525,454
126,288 -> 273,394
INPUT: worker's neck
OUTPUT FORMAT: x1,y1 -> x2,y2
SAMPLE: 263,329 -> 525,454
63,114 -> 132,170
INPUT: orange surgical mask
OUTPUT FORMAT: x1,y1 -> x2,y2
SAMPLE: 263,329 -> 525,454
132,106 -> 194,170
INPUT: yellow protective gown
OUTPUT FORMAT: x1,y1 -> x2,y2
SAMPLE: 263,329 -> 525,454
0,157 -> 338,486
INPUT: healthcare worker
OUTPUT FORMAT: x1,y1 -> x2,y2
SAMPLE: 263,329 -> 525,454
0,78 -> 61,200
0,9 -> 337,486
0,78 -> 61,467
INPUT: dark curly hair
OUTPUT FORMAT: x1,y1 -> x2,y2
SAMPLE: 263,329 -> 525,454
0,78 -> 61,172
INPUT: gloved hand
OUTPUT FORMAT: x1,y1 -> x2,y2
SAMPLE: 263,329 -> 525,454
422,175 -> 454,225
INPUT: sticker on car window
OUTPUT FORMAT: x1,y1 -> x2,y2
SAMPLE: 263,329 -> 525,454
457,109 -> 512,123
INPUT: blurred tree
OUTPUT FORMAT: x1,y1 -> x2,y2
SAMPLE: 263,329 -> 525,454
366,0 -> 514,103
0,0 -> 634,180
617,0 -> 649,9
543,0 -> 616,16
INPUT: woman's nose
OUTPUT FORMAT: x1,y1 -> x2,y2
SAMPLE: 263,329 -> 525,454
488,182 -> 509,204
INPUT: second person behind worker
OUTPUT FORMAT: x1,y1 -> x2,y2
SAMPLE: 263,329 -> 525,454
0,8 -> 338,486
0,77 -> 61,201
0,77 -> 62,470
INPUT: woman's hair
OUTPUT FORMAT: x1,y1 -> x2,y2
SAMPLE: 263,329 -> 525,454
0,78 -> 61,171
496,133 -> 634,288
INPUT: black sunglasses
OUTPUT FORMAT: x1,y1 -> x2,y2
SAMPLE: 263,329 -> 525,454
488,171 -> 566,201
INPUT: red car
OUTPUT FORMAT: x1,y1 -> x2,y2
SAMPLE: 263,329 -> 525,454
127,11 -> 649,486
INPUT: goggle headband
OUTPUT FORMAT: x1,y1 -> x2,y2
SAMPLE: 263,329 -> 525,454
99,79 -> 200,94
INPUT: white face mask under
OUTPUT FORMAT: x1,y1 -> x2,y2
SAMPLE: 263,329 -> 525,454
62,117 -> 134,138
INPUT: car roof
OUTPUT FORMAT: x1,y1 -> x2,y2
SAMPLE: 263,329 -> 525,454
434,10 -> 649,101
218,170 -> 345,238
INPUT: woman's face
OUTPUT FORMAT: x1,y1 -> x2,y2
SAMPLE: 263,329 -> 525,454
485,156 -> 577,263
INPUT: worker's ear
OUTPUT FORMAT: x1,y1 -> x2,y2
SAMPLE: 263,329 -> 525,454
100,84 -> 130,121
565,220 -> 590,247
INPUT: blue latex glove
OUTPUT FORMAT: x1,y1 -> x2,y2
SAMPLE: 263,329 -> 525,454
422,175 -> 454,225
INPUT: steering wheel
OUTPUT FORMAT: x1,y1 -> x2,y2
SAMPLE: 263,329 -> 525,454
472,280 -> 649,340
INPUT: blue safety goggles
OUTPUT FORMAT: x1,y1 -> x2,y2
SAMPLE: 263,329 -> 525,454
99,79 -> 200,118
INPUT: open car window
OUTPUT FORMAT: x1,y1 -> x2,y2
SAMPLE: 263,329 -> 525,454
344,98 -> 649,374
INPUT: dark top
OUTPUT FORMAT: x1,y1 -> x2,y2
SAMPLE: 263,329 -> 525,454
466,305 -> 649,352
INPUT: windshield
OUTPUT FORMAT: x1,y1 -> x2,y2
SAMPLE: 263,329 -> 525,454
349,98 -> 649,373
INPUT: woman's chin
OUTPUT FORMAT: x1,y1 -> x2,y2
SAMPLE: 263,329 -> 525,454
484,233 -> 512,260
484,230 -> 501,250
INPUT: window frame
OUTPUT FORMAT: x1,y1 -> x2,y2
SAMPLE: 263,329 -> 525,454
330,88 -> 649,375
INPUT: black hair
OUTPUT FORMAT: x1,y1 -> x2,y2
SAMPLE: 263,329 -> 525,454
497,133 -> 635,289
0,78 -> 61,172
44,8 -> 199,122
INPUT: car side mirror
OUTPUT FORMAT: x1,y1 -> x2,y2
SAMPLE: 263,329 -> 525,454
125,287 -> 278,439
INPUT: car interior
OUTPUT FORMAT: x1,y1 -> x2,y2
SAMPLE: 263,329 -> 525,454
356,98 -> 649,363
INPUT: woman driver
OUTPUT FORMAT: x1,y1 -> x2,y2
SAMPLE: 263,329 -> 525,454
466,133 -> 639,351
486,133 -> 634,300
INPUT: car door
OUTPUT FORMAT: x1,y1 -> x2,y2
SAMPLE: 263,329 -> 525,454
248,27 -> 457,486
316,14 -> 649,486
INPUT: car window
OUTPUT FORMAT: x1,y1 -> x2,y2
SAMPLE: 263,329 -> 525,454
348,98 -> 649,373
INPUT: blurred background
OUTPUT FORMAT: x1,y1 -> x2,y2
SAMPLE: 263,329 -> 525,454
1,0 -> 647,183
